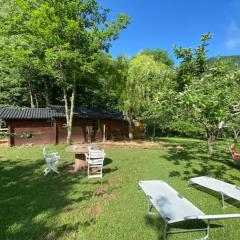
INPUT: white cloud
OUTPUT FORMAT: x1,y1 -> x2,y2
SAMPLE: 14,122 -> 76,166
225,20 -> 240,51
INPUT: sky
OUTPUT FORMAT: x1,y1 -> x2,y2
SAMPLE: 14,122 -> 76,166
99,0 -> 240,61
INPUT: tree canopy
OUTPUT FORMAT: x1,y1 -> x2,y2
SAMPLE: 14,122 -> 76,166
0,1 -> 240,153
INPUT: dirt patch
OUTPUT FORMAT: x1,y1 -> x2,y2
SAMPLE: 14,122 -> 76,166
95,187 -> 108,197
98,140 -> 168,149
175,145 -> 186,153
0,139 -> 8,148
103,193 -> 117,201
95,184 -> 118,199
86,206 -> 102,221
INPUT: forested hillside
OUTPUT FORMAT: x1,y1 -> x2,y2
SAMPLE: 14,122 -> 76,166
208,55 -> 240,68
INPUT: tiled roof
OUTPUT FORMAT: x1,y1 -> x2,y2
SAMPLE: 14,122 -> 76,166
0,108 -> 54,120
0,106 -> 124,120
49,106 -> 124,119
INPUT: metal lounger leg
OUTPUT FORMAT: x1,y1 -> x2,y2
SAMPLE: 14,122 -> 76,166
165,222 -> 210,240
205,220 -> 210,240
163,221 -> 168,240
187,181 -> 194,189
147,197 -> 153,214
220,192 -> 225,208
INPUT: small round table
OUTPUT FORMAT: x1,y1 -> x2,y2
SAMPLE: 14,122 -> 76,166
65,144 -> 98,173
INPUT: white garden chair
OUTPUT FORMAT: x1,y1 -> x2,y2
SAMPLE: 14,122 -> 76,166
42,146 -> 61,175
85,148 -> 105,178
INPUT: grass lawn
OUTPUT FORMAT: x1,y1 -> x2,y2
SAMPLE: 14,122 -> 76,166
1,137 -> 240,240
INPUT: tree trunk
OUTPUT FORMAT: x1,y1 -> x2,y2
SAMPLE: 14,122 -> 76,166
207,132 -> 215,156
152,127 -> 156,139
66,87 -> 75,145
63,87 -> 69,123
28,82 -> 35,108
233,129 -> 239,143
64,75 -> 76,145
43,80 -> 50,107
127,110 -> 134,140
34,93 -> 39,108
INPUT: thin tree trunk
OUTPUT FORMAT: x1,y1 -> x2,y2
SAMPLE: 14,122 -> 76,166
63,88 -> 70,142
66,87 -> 75,145
28,82 -> 35,108
65,73 -> 76,145
43,80 -> 50,107
207,132 -> 215,156
233,129 -> 239,143
34,93 -> 39,108
152,127 -> 156,139
59,61 -> 75,145
127,110 -> 134,140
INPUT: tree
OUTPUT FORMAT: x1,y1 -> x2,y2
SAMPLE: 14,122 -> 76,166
1,0 -> 130,144
84,54 -> 129,111
174,33 -> 212,92
141,49 -> 174,66
122,53 -> 174,139
136,62 -> 175,138
226,72 -> 240,142
179,60 -> 238,155
175,33 -> 240,155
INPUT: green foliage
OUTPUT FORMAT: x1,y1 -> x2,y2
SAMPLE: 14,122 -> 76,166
174,33 -> 240,154
174,33 -> 213,91
121,53 -> 175,131
208,55 -> 240,69
0,0 -> 130,143
179,63 -> 236,132
0,0 -> 130,110
140,48 -> 174,66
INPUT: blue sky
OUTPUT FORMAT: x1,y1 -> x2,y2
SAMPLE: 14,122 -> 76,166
99,0 -> 240,61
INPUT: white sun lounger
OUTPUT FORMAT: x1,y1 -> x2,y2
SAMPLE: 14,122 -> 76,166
190,176 -> 240,208
139,180 -> 240,240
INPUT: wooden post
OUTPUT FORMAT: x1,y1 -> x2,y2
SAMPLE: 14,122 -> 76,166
52,119 -> 57,145
87,126 -> 91,143
8,121 -> 14,147
103,124 -> 106,142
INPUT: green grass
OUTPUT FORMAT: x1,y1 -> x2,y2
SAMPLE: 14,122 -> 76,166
1,138 -> 240,240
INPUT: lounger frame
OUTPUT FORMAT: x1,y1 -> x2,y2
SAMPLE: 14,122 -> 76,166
139,180 -> 240,240
146,194 -> 210,240
190,176 -> 240,208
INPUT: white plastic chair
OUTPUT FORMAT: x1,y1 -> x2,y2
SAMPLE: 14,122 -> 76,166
85,148 -> 105,178
42,146 -> 61,175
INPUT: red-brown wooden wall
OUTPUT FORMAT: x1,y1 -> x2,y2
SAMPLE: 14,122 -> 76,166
8,118 -> 129,146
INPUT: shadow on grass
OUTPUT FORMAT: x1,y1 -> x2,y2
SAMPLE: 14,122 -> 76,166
145,214 -> 222,240
104,166 -> 118,175
0,158 -> 96,240
162,139 -> 240,184
104,157 -> 112,166
189,183 -> 240,208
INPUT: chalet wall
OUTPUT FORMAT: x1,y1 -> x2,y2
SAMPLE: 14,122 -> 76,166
9,118 -> 129,146
10,119 -> 54,146
57,118 -> 91,144
56,118 -> 129,144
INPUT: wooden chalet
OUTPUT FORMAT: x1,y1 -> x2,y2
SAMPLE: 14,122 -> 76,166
0,106 -> 129,146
